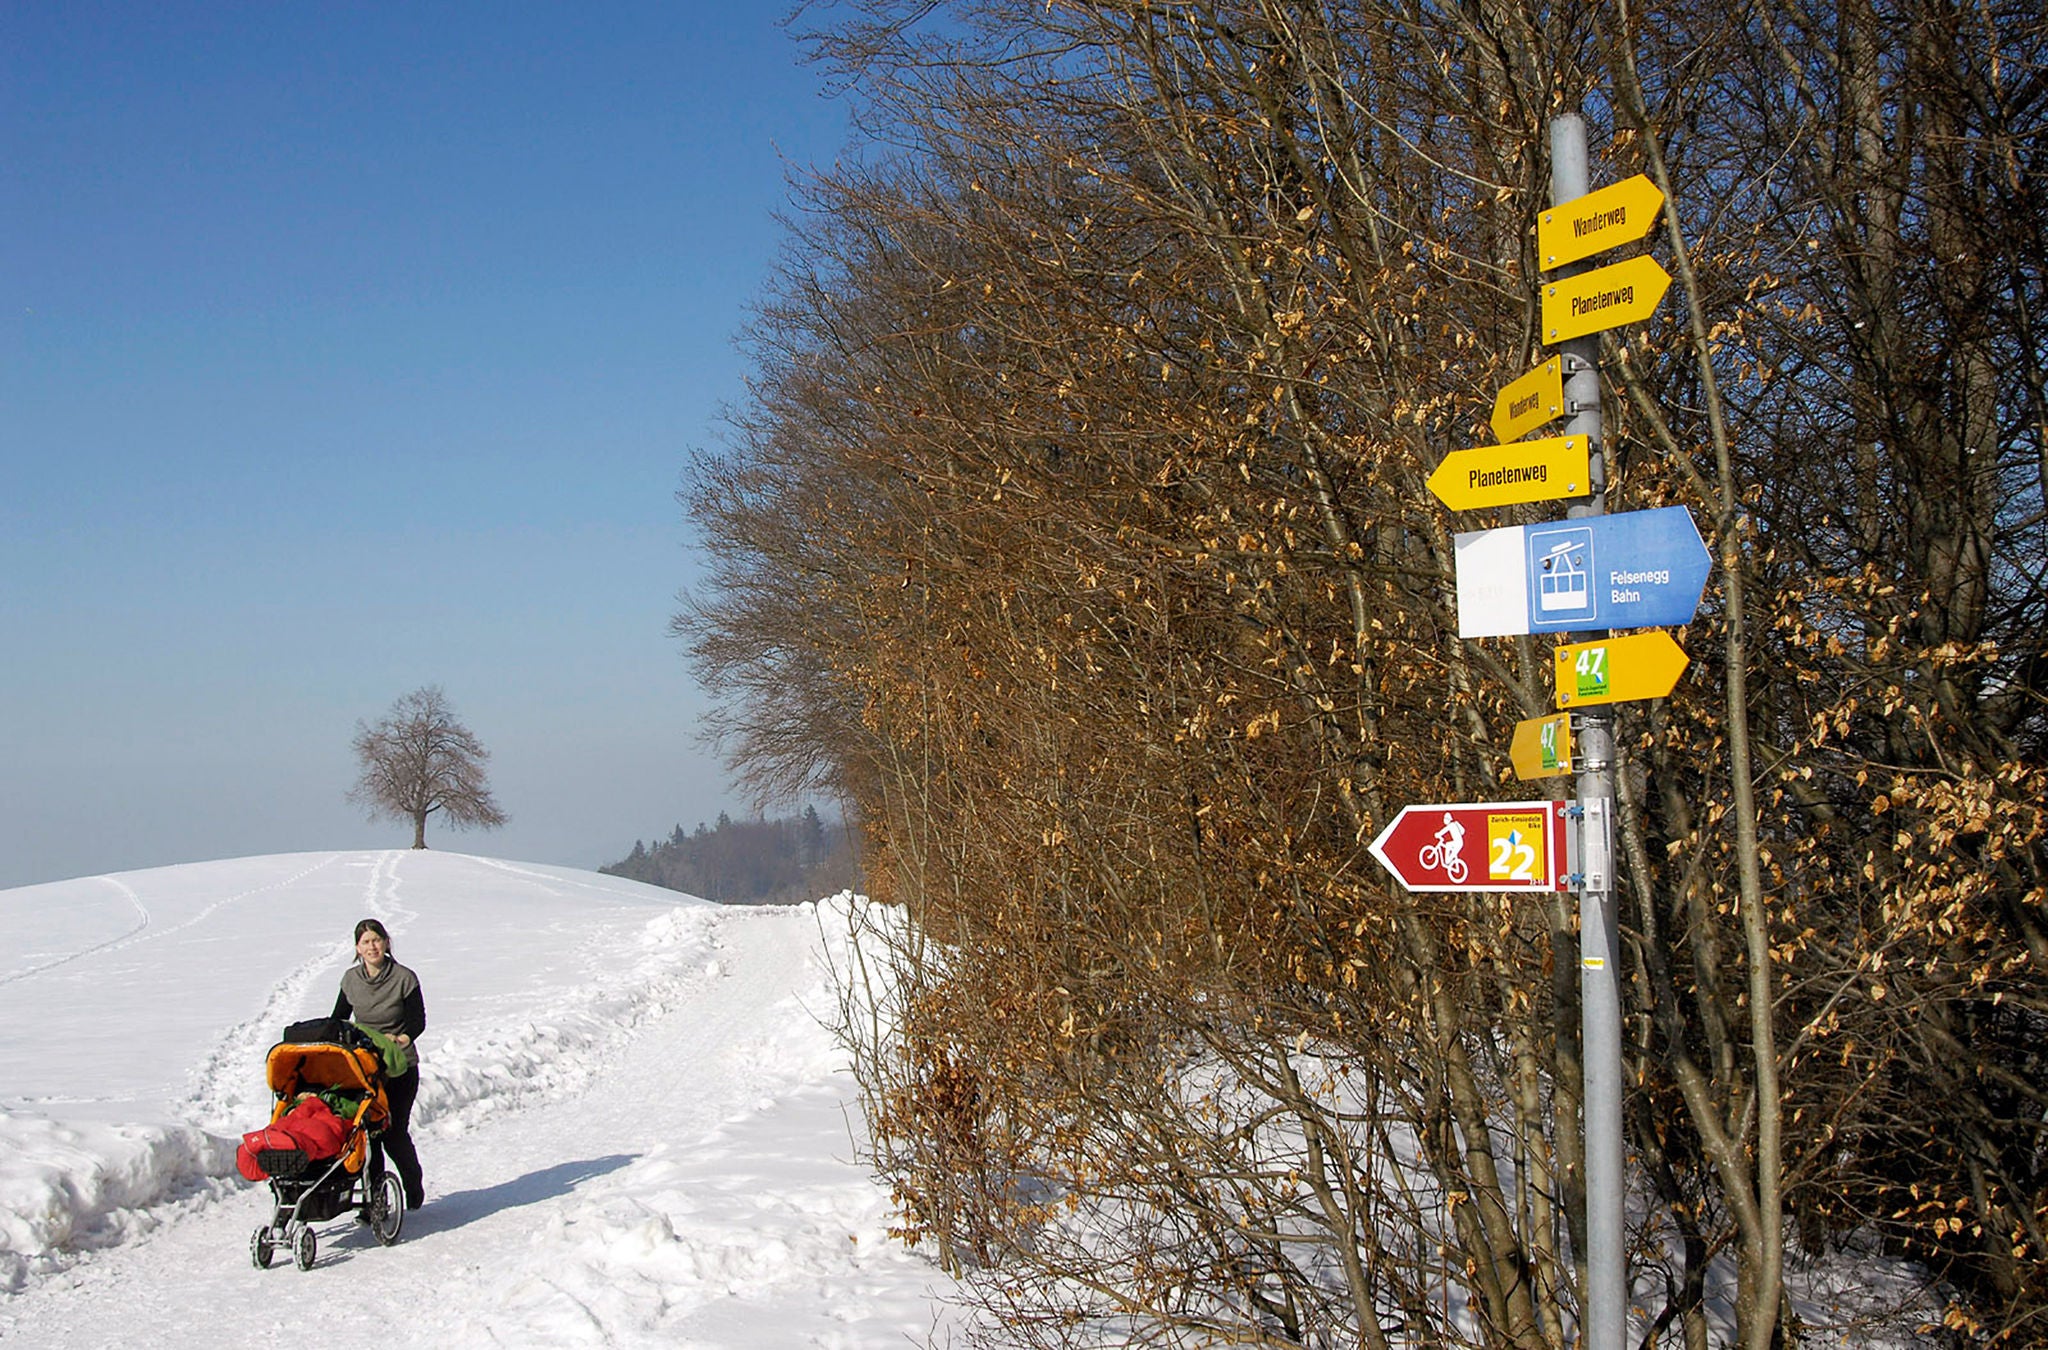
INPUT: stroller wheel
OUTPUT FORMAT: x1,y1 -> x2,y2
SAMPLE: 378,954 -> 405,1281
292,1223 -> 317,1271
371,1170 -> 405,1246
250,1226 -> 275,1269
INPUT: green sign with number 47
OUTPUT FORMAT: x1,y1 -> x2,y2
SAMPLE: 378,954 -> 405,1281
1574,645 -> 1609,698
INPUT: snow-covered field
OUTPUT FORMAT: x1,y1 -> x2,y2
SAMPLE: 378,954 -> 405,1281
0,850 -> 967,1347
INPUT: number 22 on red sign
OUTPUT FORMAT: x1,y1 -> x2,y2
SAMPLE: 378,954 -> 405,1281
1487,811 -> 1550,884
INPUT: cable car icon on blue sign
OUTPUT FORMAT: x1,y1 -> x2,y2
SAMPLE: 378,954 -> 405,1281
1453,505 -> 1711,637
1529,525 -> 1595,621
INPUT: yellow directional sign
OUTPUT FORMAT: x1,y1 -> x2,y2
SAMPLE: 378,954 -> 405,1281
1490,358 -> 1565,443
1544,254 -> 1673,343
1510,713 -> 1574,779
1540,174 -> 1665,271
1428,434 -> 1591,512
1554,631 -> 1690,708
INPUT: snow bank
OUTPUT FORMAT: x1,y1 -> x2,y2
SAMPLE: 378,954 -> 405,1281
462,1084 -> 930,1347
408,896 -> 969,1347
0,1111 -> 234,1293
419,904 -> 721,1133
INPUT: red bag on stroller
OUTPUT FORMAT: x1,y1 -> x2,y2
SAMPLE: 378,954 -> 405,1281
236,1096 -> 349,1181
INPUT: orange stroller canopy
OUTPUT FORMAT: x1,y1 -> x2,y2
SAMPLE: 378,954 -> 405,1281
264,1038 -> 392,1132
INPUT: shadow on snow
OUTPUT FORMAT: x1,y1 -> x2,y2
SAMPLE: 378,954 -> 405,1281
338,1153 -> 642,1250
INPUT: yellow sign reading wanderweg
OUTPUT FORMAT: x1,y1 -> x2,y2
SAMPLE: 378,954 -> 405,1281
1490,358 -> 1565,443
1539,174 -> 1665,271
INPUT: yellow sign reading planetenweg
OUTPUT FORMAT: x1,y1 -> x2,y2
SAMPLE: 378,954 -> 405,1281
1428,434 -> 1590,512
1539,174 -> 1665,271
1543,254 -> 1673,344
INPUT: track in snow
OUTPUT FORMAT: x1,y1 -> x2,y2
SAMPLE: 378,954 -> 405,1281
0,902 -> 961,1348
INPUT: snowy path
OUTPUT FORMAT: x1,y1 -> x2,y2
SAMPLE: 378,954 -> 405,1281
0,891 -> 964,1348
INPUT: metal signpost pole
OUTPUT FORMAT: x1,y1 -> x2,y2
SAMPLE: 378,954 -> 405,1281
1551,111 -> 1625,1350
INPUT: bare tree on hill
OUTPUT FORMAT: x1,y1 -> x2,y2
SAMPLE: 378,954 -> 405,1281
349,685 -> 507,850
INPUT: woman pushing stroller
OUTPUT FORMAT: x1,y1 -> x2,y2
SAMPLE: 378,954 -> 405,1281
333,918 -> 426,1211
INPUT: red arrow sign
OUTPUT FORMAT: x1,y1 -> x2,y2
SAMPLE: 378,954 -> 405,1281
1369,801 -> 1570,892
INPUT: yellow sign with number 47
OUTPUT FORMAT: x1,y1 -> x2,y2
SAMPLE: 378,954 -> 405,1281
1553,631 -> 1689,707
1510,713 -> 1574,779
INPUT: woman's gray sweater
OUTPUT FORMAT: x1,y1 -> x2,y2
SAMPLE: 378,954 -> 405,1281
332,959 -> 426,1061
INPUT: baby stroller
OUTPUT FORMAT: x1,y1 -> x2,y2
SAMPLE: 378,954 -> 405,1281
237,1018 -> 406,1269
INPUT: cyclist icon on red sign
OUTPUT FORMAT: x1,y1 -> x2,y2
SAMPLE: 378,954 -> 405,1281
1417,812 -> 1469,884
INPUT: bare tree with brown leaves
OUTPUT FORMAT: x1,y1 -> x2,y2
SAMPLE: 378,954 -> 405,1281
678,0 -> 2048,1344
349,685 -> 507,850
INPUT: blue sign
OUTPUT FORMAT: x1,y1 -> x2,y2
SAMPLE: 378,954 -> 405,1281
1454,505 -> 1710,638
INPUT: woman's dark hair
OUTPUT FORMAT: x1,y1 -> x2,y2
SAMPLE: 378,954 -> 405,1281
354,918 -> 392,949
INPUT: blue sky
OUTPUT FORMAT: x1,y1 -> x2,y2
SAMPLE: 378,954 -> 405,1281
2,4 -> 848,887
